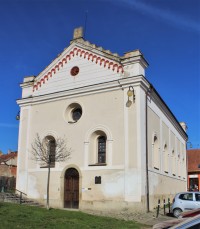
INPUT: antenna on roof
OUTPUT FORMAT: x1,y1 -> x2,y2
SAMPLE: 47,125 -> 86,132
84,10 -> 88,39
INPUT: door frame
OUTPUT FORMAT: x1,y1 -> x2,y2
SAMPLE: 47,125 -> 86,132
64,168 -> 79,208
60,165 -> 81,209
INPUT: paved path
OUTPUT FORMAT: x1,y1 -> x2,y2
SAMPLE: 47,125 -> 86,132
130,212 -> 174,227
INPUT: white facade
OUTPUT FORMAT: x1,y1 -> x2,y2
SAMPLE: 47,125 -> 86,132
16,28 -> 187,213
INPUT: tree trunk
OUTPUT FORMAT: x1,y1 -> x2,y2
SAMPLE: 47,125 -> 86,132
46,162 -> 50,210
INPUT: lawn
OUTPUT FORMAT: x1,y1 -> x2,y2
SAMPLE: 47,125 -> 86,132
0,202 -> 148,229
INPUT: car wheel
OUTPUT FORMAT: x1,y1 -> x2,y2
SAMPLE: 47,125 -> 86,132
173,208 -> 182,218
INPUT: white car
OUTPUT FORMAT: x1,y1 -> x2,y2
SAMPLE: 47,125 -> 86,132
153,214 -> 200,229
170,214 -> 200,229
153,209 -> 200,229
171,192 -> 200,218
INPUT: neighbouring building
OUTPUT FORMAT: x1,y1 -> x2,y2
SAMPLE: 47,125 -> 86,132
0,151 -> 17,191
16,27 -> 188,213
187,149 -> 200,191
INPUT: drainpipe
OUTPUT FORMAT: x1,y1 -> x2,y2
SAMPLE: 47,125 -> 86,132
145,84 -> 153,212
186,144 -> 189,191
186,141 -> 190,191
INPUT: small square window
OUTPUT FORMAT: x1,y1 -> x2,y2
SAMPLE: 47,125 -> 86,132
95,176 -> 101,184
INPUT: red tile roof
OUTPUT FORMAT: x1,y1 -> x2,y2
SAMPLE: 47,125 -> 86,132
0,152 -> 17,163
187,149 -> 200,173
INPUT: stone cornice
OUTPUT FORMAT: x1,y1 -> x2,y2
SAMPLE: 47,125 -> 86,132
17,75 -> 146,106
17,74 -> 187,141
147,87 -> 188,141
121,50 -> 149,68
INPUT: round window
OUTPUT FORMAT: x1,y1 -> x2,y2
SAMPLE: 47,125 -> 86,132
64,103 -> 83,124
72,108 -> 82,121
70,66 -> 79,76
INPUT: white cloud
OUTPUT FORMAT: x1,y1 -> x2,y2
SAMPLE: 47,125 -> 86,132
113,0 -> 200,33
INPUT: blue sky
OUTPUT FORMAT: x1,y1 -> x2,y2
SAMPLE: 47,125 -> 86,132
0,0 -> 199,153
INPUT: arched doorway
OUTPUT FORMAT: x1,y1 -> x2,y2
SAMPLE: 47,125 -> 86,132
64,168 -> 79,209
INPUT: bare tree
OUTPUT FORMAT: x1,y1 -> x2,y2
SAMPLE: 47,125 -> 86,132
31,133 -> 71,210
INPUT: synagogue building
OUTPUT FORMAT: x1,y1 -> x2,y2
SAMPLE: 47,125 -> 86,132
16,27 -> 188,212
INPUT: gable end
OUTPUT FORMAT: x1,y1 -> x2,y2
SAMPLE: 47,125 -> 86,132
33,47 -> 124,92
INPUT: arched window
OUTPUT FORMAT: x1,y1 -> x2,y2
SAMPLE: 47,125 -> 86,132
98,136 -> 106,163
171,149 -> 176,176
88,130 -> 107,166
163,144 -> 169,173
153,135 -> 160,170
177,153 -> 181,177
45,135 -> 56,168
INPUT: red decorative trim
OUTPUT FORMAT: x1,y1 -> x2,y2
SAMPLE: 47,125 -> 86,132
62,58 -> 67,64
55,65 -> 59,71
96,57 -> 101,64
84,52 -> 89,59
104,60 -> 109,67
108,62 -> 113,69
117,66 -> 124,73
48,72 -> 52,78
77,49 -> 81,56
70,51 -> 74,57
88,53 -> 93,60
33,47 -> 124,92
80,50 -> 85,57
33,85 -> 38,91
50,69 -> 54,75
113,64 -> 118,71
100,58 -> 105,66
92,55 -> 97,62
58,61 -> 63,68
66,55 -> 71,61
44,75 -> 48,81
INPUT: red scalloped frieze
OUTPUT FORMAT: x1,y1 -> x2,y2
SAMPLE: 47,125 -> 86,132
33,47 -> 124,91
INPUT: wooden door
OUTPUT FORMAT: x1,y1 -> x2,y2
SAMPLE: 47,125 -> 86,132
64,168 -> 79,209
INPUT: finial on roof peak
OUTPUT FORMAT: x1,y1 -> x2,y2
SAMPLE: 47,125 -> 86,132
180,122 -> 188,132
73,27 -> 84,40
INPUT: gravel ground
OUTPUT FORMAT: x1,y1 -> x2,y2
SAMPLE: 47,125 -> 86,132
83,209 -> 174,228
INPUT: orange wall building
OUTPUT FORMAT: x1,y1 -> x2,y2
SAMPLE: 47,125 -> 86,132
0,151 -> 17,191
187,149 -> 200,191
0,151 -> 18,177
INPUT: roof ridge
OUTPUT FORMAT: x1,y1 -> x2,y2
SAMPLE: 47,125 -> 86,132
70,37 -> 121,59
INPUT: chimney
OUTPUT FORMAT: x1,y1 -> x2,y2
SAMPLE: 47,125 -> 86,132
73,27 -> 84,40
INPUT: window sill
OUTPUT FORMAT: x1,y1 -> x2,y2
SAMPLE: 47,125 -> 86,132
89,163 -> 107,166
40,165 -> 55,168
154,167 -> 159,170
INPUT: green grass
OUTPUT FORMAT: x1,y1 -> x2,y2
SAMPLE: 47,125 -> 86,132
0,202 -> 148,229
